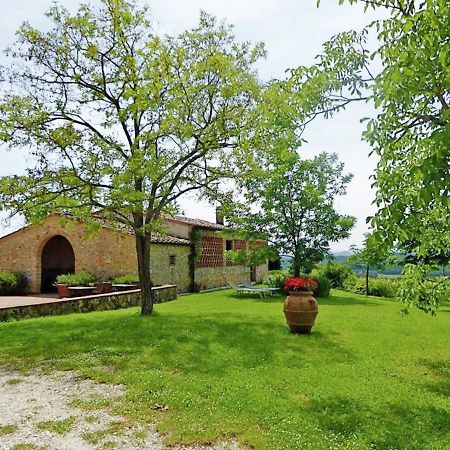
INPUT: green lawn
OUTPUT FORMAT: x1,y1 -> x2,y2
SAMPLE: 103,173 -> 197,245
1,290 -> 449,450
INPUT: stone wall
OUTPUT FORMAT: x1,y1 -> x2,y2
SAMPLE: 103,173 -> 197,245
0,215 -> 190,293
195,263 -> 268,290
0,215 -> 267,294
150,245 -> 190,292
0,285 -> 177,322
256,264 -> 268,283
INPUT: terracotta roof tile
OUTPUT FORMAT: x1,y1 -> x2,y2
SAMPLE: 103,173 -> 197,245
167,215 -> 225,230
150,233 -> 190,245
92,215 -> 190,245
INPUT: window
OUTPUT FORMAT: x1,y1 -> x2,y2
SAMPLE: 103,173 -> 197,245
169,255 -> 176,266
225,240 -> 233,251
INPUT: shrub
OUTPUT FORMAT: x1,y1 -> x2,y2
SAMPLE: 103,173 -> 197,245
315,261 -> 354,288
56,272 -> 97,286
262,270 -> 290,291
342,276 -> 366,295
310,275 -> 331,298
262,270 -> 331,297
112,274 -> 140,285
343,276 -> 400,298
370,277 -> 401,298
434,277 -> 450,306
0,271 -> 28,295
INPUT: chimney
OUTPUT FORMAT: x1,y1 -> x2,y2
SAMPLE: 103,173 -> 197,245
216,206 -> 224,225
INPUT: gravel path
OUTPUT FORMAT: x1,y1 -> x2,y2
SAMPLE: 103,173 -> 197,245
0,369 -> 240,450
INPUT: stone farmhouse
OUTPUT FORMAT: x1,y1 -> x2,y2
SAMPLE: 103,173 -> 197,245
0,213 -> 268,294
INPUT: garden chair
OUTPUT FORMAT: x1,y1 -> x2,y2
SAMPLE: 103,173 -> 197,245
228,281 -> 253,296
241,280 -> 280,298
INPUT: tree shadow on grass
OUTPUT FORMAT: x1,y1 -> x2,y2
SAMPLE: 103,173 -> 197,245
373,402 -> 450,449
228,293 -> 284,303
0,306 -> 357,376
229,291 -> 382,307
306,395 -> 450,449
318,294 -> 380,307
417,358 -> 450,398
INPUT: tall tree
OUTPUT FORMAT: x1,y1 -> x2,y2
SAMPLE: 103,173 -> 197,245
0,0 -> 265,314
306,0 -> 450,312
224,152 -> 355,276
349,233 -> 397,295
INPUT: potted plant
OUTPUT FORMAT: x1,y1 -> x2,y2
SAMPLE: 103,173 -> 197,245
112,274 -> 140,291
283,277 -> 319,334
55,272 -> 97,298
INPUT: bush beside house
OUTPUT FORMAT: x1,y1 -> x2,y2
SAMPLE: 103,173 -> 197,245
0,271 -> 28,295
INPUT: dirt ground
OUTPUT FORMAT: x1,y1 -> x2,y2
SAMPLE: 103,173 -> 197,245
0,369 -> 239,450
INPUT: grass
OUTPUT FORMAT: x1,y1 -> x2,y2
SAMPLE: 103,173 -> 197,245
10,445 -> 47,450
0,289 -> 449,450
36,416 -> 77,435
82,419 -> 133,445
4,378 -> 24,385
0,424 -> 18,436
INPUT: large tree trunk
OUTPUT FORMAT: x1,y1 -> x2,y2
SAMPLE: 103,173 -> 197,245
292,253 -> 302,277
365,265 -> 370,296
135,233 -> 154,315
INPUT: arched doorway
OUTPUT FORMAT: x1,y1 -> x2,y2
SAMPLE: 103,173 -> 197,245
41,235 -> 75,292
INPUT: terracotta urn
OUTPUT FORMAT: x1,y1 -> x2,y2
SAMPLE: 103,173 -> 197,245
283,291 -> 318,334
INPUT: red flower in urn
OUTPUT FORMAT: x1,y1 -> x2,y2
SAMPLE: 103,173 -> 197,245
284,277 -> 318,293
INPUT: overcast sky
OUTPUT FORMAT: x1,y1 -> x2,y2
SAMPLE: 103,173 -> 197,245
0,0 -> 385,251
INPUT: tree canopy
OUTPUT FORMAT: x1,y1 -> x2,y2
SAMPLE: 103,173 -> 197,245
223,152 -> 355,276
309,0 -> 450,311
0,0 -> 266,314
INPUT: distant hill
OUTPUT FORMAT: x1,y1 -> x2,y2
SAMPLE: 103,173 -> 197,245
281,251 -> 354,269
331,252 -> 448,277
278,251 -> 448,277
331,251 -> 352,263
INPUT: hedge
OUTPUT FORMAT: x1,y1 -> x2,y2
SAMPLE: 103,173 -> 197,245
0,271 -> 28,295
342,275 -> 401,298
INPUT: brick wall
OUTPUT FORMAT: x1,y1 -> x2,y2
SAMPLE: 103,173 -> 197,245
225,239 -> 247,267
198,235 -> 224,268
0,215 -> 190,293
